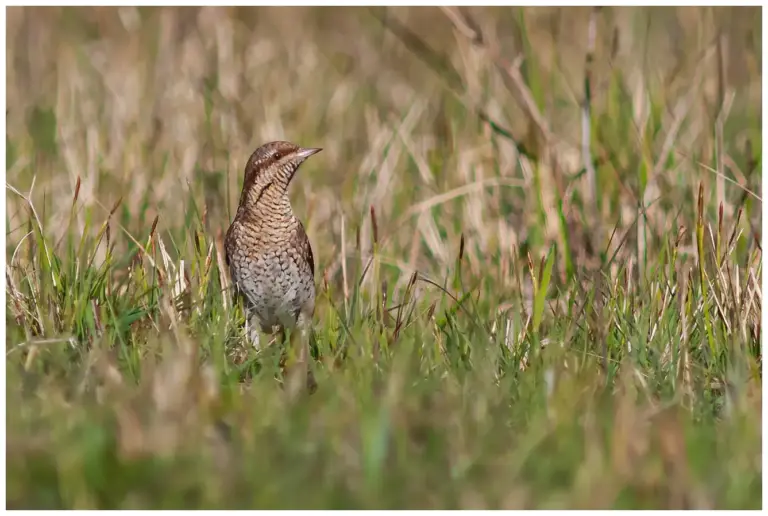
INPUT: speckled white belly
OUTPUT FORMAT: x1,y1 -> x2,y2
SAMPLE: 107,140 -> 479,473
230,255 -> 314,331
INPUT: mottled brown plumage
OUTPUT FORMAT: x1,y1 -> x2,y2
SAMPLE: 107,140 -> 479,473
224,140 -> 320,351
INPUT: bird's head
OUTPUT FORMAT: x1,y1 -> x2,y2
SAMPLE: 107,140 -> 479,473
240,141 -> 321,202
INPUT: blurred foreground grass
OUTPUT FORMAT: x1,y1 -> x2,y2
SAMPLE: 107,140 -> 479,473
5,6 -> 762,509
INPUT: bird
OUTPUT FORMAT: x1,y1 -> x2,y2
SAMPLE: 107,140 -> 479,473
224,140 -> 321,392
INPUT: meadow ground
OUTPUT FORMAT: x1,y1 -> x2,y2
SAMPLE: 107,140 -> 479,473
5,6 -> 762,509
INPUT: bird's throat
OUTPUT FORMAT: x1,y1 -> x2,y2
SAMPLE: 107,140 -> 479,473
239,182 -> 294,222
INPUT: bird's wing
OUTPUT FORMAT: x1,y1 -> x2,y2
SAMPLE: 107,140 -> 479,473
293,220 -> 315,276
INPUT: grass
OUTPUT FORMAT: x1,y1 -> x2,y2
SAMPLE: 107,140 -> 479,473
5,6 -> 762,509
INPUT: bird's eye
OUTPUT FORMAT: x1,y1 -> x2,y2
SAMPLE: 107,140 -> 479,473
273,151 -> 282,160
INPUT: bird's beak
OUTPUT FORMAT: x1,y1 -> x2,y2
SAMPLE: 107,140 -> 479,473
296,147 -> 322,161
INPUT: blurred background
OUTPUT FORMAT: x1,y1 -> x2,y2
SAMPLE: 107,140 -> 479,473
7,6 -> 761,282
